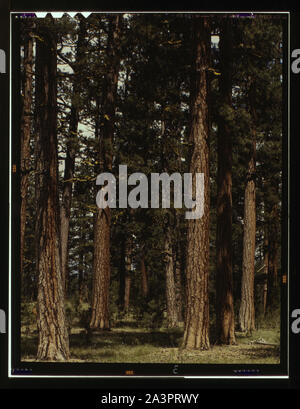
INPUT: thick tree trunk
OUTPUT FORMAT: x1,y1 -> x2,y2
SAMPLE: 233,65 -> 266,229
183,17 -> 210,349
215,19 -> 236,345
239,123 -> 256,333
60,17 -> 86,294
165,227 -> 178,328
20,23 -> 34,280
35,25 -> 69,361
90,207 -> 111,329
90,15 -> 122,330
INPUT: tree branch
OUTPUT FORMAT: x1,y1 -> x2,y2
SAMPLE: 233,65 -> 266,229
57,51 -> 75,71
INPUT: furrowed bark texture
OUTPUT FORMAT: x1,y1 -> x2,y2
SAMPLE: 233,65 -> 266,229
215,19 -> 236,345
35,26 -> 69,361
239,165 -> 256,332
90,206 -> 111,329
183,17 -> 210,349
165,227 -> 178,328
20,23 -> 34,279
90,15 -> 122,330
239,86 -> 257,332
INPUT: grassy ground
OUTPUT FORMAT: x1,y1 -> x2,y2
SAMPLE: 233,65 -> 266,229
21,317 -> 280,364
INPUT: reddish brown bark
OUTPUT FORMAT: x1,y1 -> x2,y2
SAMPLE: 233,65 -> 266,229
90,15 -> 122,330
20,23 -> 34,279
35,25 -> 69,360
239,111 -> 256,333
183,17 -> 211,349
90,207 -> 111,329
165,227 -> 178,328
215,19 -> 236,345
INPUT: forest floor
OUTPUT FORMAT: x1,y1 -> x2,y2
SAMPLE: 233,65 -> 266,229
21,316 -> 280,364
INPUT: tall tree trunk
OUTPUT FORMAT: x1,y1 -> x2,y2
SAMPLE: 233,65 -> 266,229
35,25 -> 69,360
90,15 -> 122,330
165,226 -> 178,328
60,17 -> 86,294
215,19 -> 236,345
183,16 -> 210,349
20,22 -> 34,281
239,84 -> 257,333
90,205 -> 111,329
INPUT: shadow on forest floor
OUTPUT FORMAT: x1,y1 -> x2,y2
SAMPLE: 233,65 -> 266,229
21,320 -> 280,364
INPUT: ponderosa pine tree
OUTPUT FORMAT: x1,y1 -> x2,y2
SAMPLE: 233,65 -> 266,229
215,18 -> 236,345
35,21 -> 69,360
236,16 -> 283,332
238,80 -> 257,333
164,223 -> 178,328
183,16 -> 211,349
90,15 -> 123,330
20,21 -> 34,279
